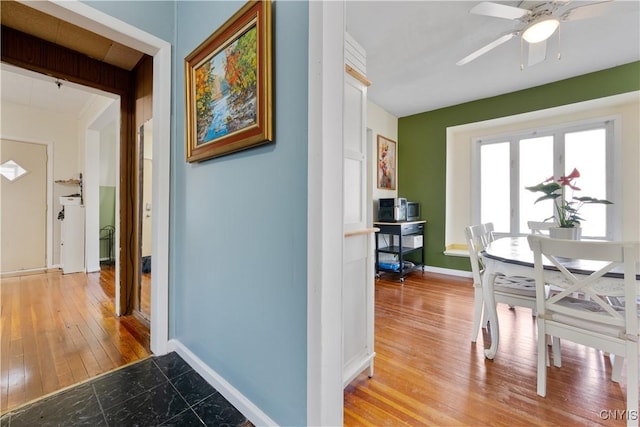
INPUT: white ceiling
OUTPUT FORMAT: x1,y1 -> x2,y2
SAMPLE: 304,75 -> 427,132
346,0 -> 640,117
1,1 -> 638,119
1,64 -> 113,117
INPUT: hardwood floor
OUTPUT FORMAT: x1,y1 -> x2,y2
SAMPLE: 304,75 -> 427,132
2,267 -> 633,424
344,271 -> 633,426
0,266 -> 150,414
140,271 -> 151,320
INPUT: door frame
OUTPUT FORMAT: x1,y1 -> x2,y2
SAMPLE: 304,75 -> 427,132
23,0 -> 172,355
307,1 -> 345,425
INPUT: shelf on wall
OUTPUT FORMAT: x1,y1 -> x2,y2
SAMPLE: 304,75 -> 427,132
55,173 -> 83,204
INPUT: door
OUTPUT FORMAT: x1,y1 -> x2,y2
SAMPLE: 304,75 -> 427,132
1,139 -> 47,273
342,33 -> 375,387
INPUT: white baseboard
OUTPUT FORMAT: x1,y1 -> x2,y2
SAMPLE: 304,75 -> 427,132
1,267 -> 48,278
423,265 -> 472,279
168,339 -> 278,427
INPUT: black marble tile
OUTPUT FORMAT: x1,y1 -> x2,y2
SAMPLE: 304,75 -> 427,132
8,383 -> 107,427
154,351 -> 194,380
193,393 -> 249,427
2,353 -> 252,427
0,413 -> 11,426
92,358 -> 166,410
171,370 -> 218,406
102,381 -> 189,427
159,408 -> 206,426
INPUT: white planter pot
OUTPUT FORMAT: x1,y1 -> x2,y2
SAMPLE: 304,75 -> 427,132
549,226 -> 581,240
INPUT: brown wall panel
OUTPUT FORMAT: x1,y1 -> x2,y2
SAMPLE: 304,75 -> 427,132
2,26 -> 130,94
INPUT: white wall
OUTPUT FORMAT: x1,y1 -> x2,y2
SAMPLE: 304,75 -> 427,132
1,101 -> 80,266
100,124 -> 117,187
445,92 -> 640,248
367,100 -> 398,221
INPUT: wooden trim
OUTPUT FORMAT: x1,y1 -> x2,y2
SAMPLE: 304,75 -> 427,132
344,227 -> 380,237
345,64 -> 371,87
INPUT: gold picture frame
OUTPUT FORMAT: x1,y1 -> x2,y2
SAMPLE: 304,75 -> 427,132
185,0 -> 272,162
377,135 -> 396,190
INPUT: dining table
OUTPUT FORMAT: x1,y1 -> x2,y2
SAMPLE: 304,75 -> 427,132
480,235 -> 640,360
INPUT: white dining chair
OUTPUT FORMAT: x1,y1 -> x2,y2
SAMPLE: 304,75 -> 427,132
527,221 -> 559,235
467,223 -> 538,343
527,235 -> 639,427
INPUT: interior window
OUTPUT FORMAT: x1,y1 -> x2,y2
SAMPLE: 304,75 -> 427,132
477,120 -> 613,239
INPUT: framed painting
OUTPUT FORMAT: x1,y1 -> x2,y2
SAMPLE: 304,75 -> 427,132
377,135 -> 396,190
185,0 -> 272,162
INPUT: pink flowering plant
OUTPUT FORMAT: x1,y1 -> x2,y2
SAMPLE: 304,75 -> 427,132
525,168 -> 612,228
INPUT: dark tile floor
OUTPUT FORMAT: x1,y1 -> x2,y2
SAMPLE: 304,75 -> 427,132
0,352 -> 252,427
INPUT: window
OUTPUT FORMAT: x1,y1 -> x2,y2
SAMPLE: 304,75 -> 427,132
0,160 -> 28,182
474,119 -> 615,239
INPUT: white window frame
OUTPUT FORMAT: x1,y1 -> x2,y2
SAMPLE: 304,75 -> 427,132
471,116 -> 621,240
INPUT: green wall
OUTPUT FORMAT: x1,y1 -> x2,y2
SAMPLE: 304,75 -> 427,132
398,61 -> 640,272
99,186 -> 115,259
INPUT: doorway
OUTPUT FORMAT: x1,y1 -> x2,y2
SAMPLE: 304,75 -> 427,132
1,0 -> 171,354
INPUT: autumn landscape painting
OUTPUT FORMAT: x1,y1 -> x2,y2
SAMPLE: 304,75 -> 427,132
195,25 -> 258,147
185,1 -> 272,162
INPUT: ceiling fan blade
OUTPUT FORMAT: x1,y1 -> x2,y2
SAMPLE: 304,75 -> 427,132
562,0 -> 614,21
470,2 -> 531,20
457,33 -> 516,66
527,40 -> 547,67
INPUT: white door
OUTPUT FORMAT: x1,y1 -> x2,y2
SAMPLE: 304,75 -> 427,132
1,139 -> 47,273
342,33 -> 375,387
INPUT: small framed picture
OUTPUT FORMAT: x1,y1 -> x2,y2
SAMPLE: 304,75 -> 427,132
377,135 -> 396,190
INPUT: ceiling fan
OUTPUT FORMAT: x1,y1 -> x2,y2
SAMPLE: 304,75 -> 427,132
457,1 -> 614,67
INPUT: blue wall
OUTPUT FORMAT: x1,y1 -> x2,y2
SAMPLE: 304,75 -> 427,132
173,2 -> 308,425
83,0 -> 175,43
82,0 -> 175,42
83,1 -> 309,425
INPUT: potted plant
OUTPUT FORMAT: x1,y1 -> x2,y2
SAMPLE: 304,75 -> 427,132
525,168 -> 612,239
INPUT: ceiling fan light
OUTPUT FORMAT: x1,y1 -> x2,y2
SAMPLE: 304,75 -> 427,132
522,18 -> 559,43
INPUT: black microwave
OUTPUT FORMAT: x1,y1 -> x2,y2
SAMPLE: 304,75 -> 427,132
406,202 -> 420,221
378,198 -> 407,222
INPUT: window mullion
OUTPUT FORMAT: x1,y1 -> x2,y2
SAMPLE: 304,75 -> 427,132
511,139 -> 519,235
554,131 -> 565,225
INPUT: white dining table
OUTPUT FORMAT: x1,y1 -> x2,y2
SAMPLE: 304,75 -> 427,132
480,236 -> 640,360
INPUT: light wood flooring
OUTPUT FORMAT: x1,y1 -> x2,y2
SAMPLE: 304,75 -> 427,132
1,268 -> 633,425
344,271 -> 634,426
0,266 -> 150,414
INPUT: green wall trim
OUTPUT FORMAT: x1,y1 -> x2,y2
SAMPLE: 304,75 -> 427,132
398,61 -> 640,272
